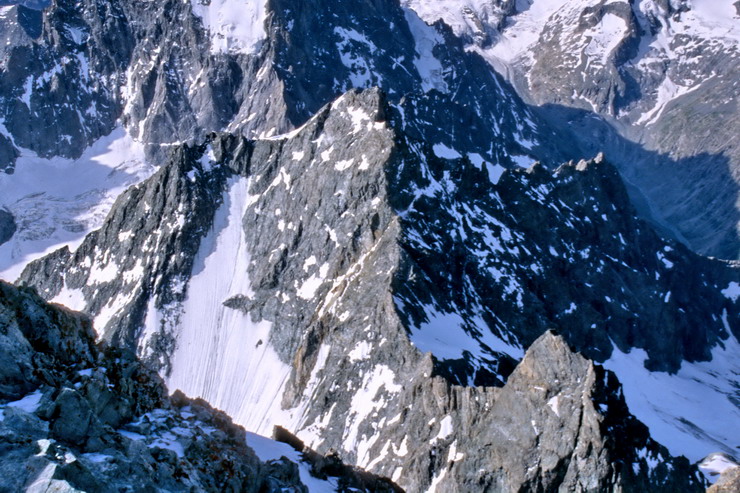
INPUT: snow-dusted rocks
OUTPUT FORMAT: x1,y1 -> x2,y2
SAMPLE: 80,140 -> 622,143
408,0 -> 740,258
17,88 -> 734,489
3,0 -> 738,490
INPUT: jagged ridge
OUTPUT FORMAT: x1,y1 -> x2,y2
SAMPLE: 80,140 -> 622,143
17,88 -> 728,490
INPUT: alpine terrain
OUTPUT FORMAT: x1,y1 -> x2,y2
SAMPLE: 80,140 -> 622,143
0,0 -> 738,491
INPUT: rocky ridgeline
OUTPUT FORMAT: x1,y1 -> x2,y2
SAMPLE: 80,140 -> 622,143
0,0 -> 562,172
16,89 -> 723,490
0,280 -> 404,492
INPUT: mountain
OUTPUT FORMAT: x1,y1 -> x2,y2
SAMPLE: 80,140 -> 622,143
0,266 -> 704,491
17,87 -> 735,489
1,0 -> 738,490
404,0 -> 740,258
0,0 -> 568,282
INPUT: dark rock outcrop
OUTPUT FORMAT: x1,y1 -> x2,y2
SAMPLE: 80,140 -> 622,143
0,208 -> 16,246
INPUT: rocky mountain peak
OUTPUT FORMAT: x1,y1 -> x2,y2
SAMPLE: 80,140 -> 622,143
1,0 -> 738,490
12,83 -> 735,490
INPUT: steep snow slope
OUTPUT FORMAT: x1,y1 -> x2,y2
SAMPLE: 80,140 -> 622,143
163,176 -> 294,435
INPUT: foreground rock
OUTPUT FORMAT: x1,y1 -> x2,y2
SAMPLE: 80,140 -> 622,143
708,467 -> 740,493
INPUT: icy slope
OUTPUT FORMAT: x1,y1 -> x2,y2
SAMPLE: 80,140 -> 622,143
164,176 -> 293,435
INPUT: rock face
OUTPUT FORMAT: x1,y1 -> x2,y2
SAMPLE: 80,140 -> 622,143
419,330 -> 701,492
0,0 -> 561,168
17,88 -> 732,490
0,280 -> 399,492
0,208 -> 16,246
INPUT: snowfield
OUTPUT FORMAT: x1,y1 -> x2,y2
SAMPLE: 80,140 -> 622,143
0,127 -> 154,282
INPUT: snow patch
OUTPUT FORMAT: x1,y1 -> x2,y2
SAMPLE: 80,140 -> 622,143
699,453 -> 739,479
410,305 -> 524,361
190,0 -> 267,55
637,76 -> 702,126
349,340 -> 373,362
511,154 -> 533,169
297,266 -> 328,300
51,286 -> 86,312
487,163 -> 506,184
334,27 -> 379,88
432,143 -> 462,160
343,365 -> 402,457
5,390 -> 44,413
547,394 -> 561,417
583,13 -> 628,66
246,431 -> 339,492
430,415 -> 453,444
721,281 -> 740,302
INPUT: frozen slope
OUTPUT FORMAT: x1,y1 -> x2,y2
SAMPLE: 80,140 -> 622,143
0,128 -> 154,281
164,176 -> 294,435
604,334 -> 740,461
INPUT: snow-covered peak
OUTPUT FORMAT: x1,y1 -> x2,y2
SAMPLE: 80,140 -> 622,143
190,0 -> 267,55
